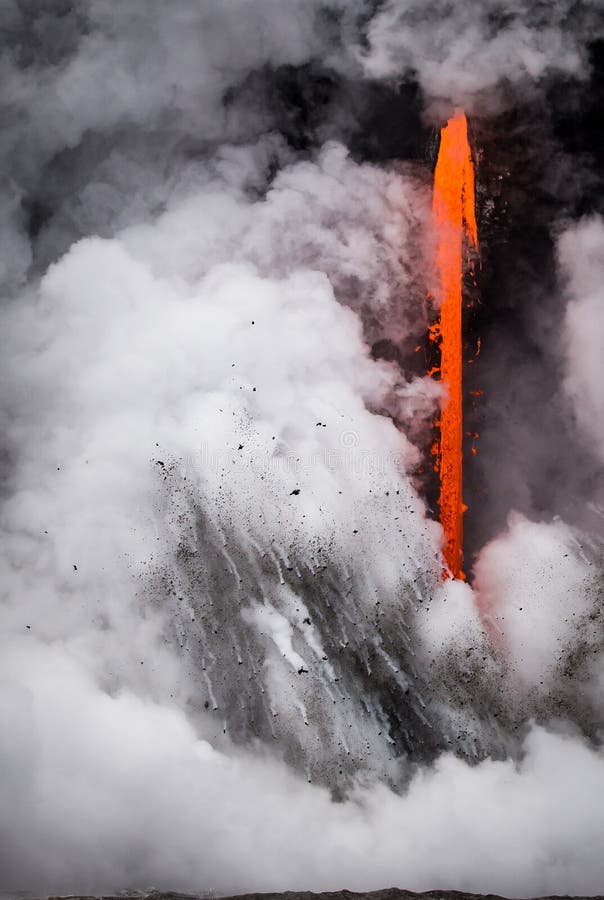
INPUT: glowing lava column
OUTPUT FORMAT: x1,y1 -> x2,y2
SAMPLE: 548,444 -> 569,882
432,109 -> 478,580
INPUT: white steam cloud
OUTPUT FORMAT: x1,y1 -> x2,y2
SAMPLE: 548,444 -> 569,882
560,215 -> 604,463
363,0 -> 599,109
1,2 -> 604,898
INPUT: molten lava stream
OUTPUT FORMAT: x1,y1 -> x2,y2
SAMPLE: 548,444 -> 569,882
431,109 -> 478,580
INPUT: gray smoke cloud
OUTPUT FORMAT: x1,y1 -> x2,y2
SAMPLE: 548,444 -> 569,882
560,215 -> 604,463
1,1 -> 604,896
363,0 -> 600,112
0,0 -> 369,287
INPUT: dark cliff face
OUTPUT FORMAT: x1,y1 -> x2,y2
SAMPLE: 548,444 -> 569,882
342,48 -> 604,572
228,41 -> 604,575
462,56 -> 604,567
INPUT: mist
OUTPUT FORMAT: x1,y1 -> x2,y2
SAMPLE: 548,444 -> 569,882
1,2 -> 604,897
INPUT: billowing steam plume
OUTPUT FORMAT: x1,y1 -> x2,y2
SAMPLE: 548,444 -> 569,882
1,1 -> 604,897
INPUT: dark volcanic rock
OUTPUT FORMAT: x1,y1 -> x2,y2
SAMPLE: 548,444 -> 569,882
33,888 -> 604,900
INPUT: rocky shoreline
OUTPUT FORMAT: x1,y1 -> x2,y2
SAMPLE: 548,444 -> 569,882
31,888 -> 604,900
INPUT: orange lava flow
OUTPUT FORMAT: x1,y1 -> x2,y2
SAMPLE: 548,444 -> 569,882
431,109 -> 478,580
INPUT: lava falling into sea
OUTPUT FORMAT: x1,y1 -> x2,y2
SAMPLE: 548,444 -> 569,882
430,109 -> 478,580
